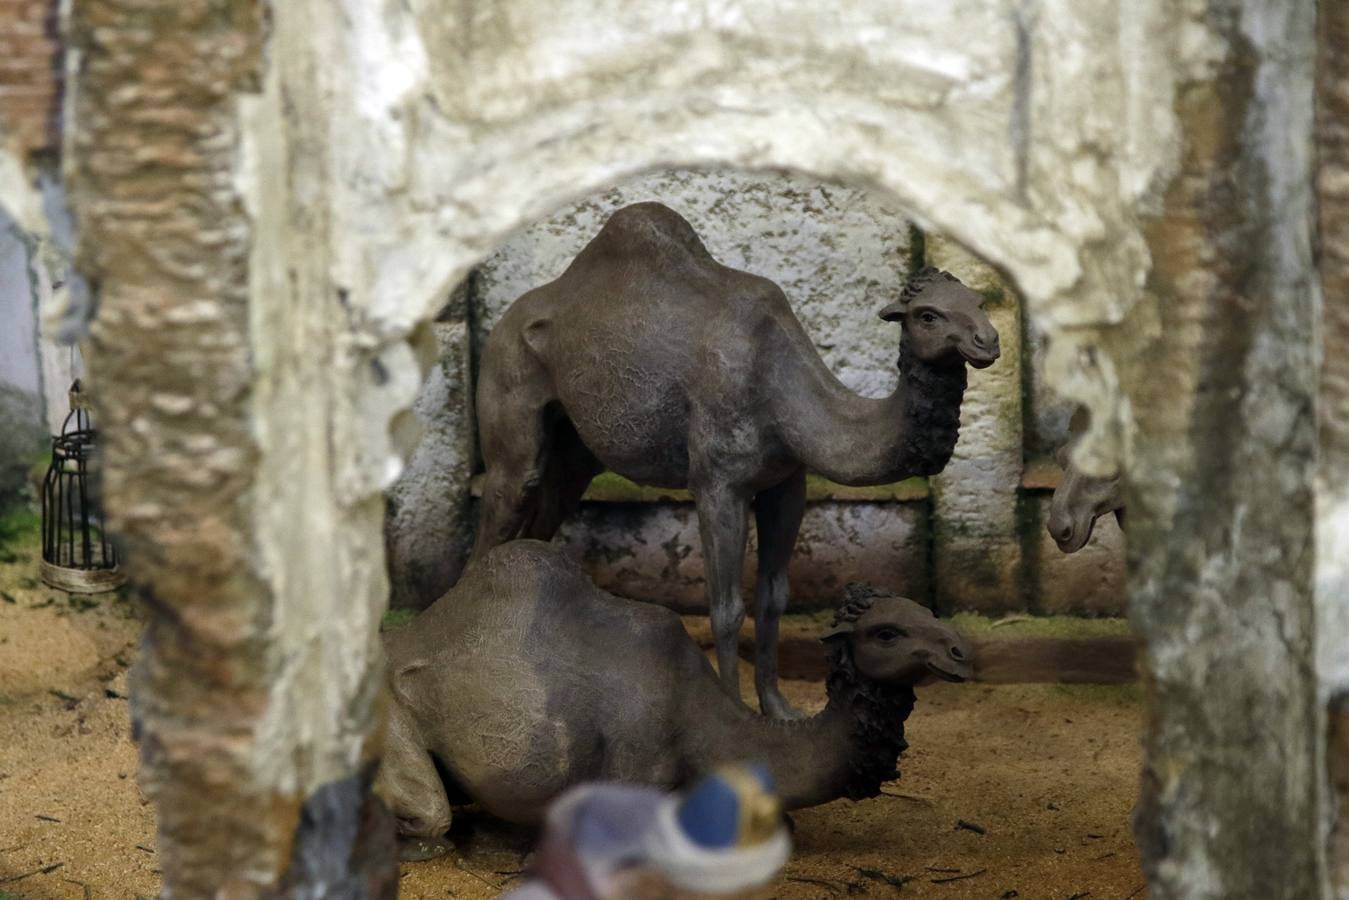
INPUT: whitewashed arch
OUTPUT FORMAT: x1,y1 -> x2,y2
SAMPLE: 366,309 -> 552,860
60,0 -> 1326,895
239,0 -> 1181,819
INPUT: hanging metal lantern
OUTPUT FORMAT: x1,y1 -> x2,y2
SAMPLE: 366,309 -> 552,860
40,379 -> 125,593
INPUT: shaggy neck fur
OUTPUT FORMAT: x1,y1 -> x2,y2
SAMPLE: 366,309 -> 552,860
716,645 -> 917,810
822,640 -> 917,800
892,329 -> 968,477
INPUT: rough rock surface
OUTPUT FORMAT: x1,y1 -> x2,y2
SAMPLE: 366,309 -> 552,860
1318,3 -> 1349,893
558,500 -> 929,612
384,319 -> 476,610
1120,4 -> 1326,896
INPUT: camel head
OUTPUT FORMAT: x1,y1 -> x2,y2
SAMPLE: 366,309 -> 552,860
1047,441 -> 1124,553
878,267 -> 1000,370
821,584 -> 972,685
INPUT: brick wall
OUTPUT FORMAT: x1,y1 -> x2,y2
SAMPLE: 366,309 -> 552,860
0,0 -> 61,157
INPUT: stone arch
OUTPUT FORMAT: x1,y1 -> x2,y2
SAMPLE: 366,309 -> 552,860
61,1 -> 1327,896
236,10 -> 1149,876
290,62 -> 1144,529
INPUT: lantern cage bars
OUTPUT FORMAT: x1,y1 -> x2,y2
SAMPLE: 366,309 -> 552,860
39,380 -> 124,593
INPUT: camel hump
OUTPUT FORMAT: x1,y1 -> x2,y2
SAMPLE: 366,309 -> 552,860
478,538 -> 577,572
473,539 -> 586,592
585,202 -> 714,264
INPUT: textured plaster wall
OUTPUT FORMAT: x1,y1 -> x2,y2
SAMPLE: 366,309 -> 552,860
1115,4 -> 1326,896
1024,319 -> 1075,456
29,0 -> 1330,894
0,193 -> 80,505
926,234 -> 1025,613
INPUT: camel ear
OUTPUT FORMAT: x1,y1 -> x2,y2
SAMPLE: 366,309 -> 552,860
877,300 -> 906,322
391,659 -> 430,707
820,622 -> 855,642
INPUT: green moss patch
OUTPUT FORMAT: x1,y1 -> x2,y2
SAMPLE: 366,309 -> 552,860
0,507 -> 41,562
779,610 -> 1131,640
471,471 -> 930,503
948,612 -> 1132,639
582,471 -> 928,503
381,608 -> 418,631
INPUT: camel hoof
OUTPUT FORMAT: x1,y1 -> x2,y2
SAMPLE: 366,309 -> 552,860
398,835 -> 453,862
759,694 -> 807,721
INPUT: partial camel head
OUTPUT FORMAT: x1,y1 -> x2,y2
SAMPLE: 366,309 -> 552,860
1047,408 -> 1125,553
822,585 -> 972,684
1047,441 -> 1124,553
878,267 -> 1000,369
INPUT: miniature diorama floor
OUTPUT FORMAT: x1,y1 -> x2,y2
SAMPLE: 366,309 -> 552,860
0,539 -> 1144,899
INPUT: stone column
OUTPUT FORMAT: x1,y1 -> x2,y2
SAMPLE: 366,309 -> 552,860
926,234 -> 1024,613
67,2 -> 396,895
1123,2 -> 1327,896
1318,0 -> 1349,892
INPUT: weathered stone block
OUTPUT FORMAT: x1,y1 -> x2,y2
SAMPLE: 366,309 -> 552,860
925,234 -> 1024,613
555,499 -> 929,613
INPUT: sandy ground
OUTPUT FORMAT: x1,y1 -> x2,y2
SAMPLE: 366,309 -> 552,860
0,530 -> 1144,899
0,532 -> 154,900
395,676 -> 1146,900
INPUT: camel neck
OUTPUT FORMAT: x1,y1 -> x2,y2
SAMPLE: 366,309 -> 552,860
786,330 -> 968,486
707,656 -> 914,810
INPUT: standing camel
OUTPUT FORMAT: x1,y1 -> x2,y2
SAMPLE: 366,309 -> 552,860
473,202 -> 998,717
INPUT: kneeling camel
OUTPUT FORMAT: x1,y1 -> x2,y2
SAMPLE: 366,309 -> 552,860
380,540 -> 971,855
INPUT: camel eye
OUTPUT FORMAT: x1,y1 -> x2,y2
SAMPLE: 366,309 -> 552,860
871,626 -> 907,643
919,311 -> 939,325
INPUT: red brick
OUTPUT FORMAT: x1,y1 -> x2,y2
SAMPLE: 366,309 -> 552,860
0,0 -> 61,154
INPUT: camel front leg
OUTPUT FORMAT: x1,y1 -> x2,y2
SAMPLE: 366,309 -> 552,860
693,481 -> 751,705
471,408 -> 550,559
378,705 -> 454,861
754,468 -> 807,719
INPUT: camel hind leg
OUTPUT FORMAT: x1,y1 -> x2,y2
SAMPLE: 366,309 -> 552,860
523,417 -> 603,541
471,396 -> 553,560
692,479 -> 752,705
379,705 -> 453,861
753,468 -> 807,719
